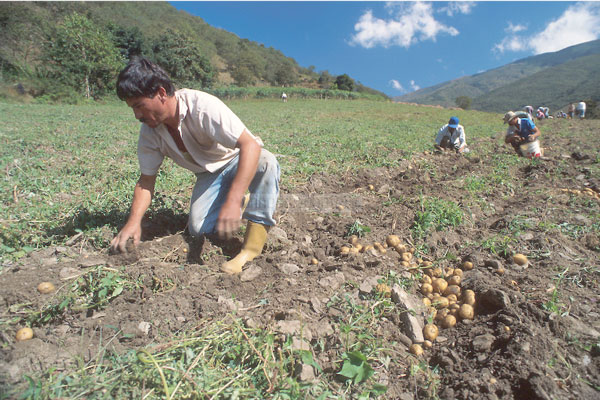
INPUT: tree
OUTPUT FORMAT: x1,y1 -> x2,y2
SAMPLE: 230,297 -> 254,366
43,12 -> 123,98
335,74 -> 354,91
152,29 -> 214,88
318,70 -> 333,88
274,63 -> 297,86
107,24 -> 148,60
455,96 -> 472,110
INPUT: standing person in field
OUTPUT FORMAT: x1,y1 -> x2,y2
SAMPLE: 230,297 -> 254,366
281,92 -> 288,102
524,105 -> 534,119
434,116 -> 469,153
503,111 -> 542,158
110,57 -> 280,274
567,103 -> 575,119
576,101 -> 586,119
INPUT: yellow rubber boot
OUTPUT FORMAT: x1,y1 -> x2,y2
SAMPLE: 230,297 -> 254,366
221,221 -> 268,274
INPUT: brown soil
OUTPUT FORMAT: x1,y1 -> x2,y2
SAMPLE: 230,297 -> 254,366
1,120 -> 599,399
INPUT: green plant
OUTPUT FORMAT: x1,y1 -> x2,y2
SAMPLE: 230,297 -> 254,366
542,267 -> 569,315
346,219 -> 371,238
411,196 -> 464,240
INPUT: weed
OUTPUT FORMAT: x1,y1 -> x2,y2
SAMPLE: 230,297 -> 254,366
542,267 -> 570,316
411,196 -> 463,240
346,219 -> 371,238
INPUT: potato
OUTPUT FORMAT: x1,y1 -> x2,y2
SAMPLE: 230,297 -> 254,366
432,267 -> 443,278
446,275 -> 461,286
375,283 -> 392,298
462,261 -> 474,271
444,267 -> 455,276
368,184 -> 375,191
462,290 -> 476,306
446,294 -> 458,303
15,327 -> 33,341
409,343 -> 424,356
374,242 -> 386,254
432,278 -> 448,294
349,235 -> 359,245
401,252 -> 413,262
495,267 -> 505,276
361,245 -> 374,253
349,247 -> 360,254
441,315 -> 457,329
422,260 -> 433,267
386,234 -> 401,247
513,253 -> 528,266
423,297 -> 432,307
433,296 -> 449,309
340,246 -> 350,255
458,304 -> 474,320
354,243 -> 363,252
37,282 -> 55,294
435,308 -> 449,321
443,285 -> 461,297
400,261 -> 410,267
394,244 -> 407,254
421,275 -> 432,285
453,268 -> 463,277
421,283 -> 433,295
423,324 -> 439,341
423,340 -> 433,349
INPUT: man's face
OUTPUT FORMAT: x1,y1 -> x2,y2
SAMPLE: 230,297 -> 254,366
508,117 -> 518,126
126,93 -> 167,128
448,127 -> 456,134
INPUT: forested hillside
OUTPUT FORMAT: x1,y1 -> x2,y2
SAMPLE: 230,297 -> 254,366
395,39 -> 600,114
0,1 -> 387,101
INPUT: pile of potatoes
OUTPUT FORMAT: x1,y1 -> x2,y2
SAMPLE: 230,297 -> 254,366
560,187 -> 600,200
339,234 -> 417,261
410,259 -> 477,355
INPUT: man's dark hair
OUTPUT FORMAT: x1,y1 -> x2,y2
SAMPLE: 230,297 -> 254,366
116,57 -> 175,100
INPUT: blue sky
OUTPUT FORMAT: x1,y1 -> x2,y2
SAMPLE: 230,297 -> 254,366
170,1 -> 600,97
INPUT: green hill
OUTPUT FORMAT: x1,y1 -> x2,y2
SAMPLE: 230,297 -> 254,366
395,39 -> 600,113
0,1 -> 387,100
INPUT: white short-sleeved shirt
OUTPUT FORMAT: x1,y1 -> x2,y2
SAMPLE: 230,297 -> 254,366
137,89 -> 263,176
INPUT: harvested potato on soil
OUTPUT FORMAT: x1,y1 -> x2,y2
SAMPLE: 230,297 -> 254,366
15,327 -> 33,341
340,246 -> 350,255
37,282 -> 56,294
432,278 -> 448,294
386,234 -> 401,247
375,283 -> 391,297
423,324 -> 439,341
394,244 -> 407,254
513,253 -> 528,265
401,252 -> 413,262
409,343 -> 424,356
453,268 -> 463,277
310,258 -> 319,265
462,261 -> 474,271
443,285 -> 461,297
459,304 -> 474,320
421,283 -> 433,295
423,297 -> 432,307
447,275 -> 461,286
441,315 -> 457,329
421,275 -> 432,284
423,340 -> 433,349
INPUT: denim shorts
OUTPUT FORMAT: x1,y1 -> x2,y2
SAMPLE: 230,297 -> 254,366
188,148 -> 280,235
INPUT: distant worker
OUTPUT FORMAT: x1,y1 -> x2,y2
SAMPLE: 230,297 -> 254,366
567,103 -> 575,119
503,111 -> 542,158
281,92 -> 288,102
524,105 -> 534,119
434,116 -> 469,154
576,101 -> 586,119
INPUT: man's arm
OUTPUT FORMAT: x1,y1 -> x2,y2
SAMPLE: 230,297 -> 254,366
528,126 -> 541,142
110,174 -> 156,253
216,129 -> 261,238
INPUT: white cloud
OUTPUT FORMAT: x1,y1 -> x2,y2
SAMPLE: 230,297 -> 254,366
410,80 -> 420,91
350,2 -> 459,49
493,2 -> 600,55
440,1 -> 476,17
505,22 -> 527,33
389,79 -> 405,91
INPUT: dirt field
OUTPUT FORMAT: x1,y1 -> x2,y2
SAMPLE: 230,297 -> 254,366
1,120 -> 599,399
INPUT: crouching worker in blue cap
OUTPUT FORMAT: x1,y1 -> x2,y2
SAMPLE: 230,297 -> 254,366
434,116 -> 469,154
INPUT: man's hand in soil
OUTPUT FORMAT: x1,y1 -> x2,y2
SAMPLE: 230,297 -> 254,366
216,199 -> 242,240
110,223 -> 141,253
